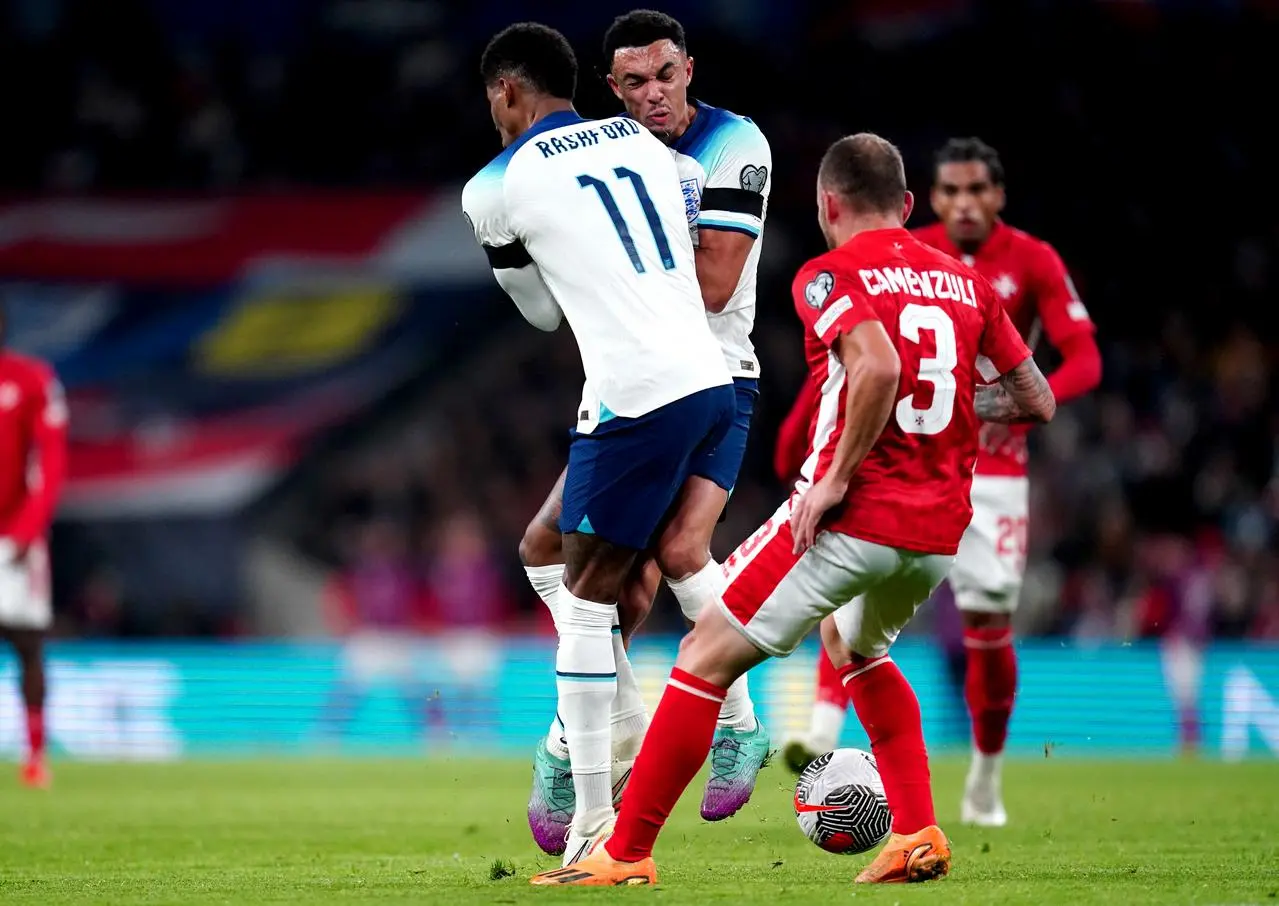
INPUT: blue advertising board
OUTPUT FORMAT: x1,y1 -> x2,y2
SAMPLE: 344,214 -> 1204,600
0,638 -> 1275,761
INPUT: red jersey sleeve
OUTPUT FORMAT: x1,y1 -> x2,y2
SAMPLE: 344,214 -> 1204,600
979,280 -> 1033,376
7,364 -> 68,548
1030,240 -> 1094,344
791,263 -> 880,348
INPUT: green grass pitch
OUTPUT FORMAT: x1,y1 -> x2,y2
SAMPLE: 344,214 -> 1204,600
0,756 -> 1275,904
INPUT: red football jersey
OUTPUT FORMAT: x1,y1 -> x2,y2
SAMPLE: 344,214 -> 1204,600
0,351 -> 68,547
912,220 -> 1093,476
791,227 -> 1030,556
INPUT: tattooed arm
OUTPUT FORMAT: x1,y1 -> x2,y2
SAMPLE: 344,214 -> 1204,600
975,358 -> 1057,424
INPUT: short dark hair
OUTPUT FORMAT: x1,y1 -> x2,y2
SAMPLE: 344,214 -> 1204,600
480,22 -> 577,100
603,9 -> 686,66
934,137 -> 1005,186
818,133 -> 907,214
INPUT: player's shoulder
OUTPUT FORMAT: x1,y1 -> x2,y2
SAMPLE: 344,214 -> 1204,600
676,100 -> 769,163
0,351 -> 58,394
999,222 -> 1062,262
791,247 -> 858,309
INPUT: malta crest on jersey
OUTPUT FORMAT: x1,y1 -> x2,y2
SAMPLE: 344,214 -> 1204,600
804,271 -> 834,308
680,178 -> 701,224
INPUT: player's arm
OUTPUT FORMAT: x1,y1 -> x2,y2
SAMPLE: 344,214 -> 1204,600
1,367 -> 68,560
773,378 -> 820,484
462,176 -> 562,332
694,125 -> 771,313
975,302 -> 1056,425
823,322 -> 900,483
789,269 -> 899,551
1031,241 -> 1101,403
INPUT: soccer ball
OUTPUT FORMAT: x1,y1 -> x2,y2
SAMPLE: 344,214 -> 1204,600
793,748 -> 892,855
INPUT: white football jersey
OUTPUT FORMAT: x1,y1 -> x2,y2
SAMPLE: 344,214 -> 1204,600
462,110 -> 730,423
669,101 -> 771,379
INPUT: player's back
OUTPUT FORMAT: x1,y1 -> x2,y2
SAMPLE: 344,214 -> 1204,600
462,111 -> 727,419
800,229 -> 1017,556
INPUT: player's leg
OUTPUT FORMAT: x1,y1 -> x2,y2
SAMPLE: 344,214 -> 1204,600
782,640 -> 850,774
950,475 -> 1028,827
551,384 -> 736,865
825,547 -> 954,884
0,540 -> 52,787
518,469 -> 578,854
605,556 -> 662,813
522,466 -> 654,855
654,377 -> 768,820
536,497 -> 819,886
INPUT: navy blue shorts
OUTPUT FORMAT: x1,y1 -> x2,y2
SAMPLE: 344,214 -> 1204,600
559,385 -> 737,550
689,377 -> 758,493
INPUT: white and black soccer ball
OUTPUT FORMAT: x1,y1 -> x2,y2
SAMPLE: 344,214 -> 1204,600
794,748 -> 892,855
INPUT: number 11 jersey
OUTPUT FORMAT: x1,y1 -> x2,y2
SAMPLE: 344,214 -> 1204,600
790,227 -> 1031,556
462,110 -> 729,422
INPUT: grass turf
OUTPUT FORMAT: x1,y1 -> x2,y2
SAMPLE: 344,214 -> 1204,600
0,756 -> 1274,904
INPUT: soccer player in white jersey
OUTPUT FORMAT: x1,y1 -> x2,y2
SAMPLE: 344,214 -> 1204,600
461,22 -> 736,864
517,9 -> 773,852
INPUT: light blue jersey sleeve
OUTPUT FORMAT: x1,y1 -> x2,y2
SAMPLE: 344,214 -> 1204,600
697,117 -> 771,239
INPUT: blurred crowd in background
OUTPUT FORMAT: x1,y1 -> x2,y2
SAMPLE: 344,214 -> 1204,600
3,0 -> 1276,642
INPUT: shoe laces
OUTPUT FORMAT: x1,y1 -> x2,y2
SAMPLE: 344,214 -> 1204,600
708,736 -> 743,785
548,768 -> 576,815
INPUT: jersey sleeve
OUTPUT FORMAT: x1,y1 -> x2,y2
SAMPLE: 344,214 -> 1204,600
697,120 -> 771,239
460,165 -> 531,270
979,279 -> 1033,376
792,263 -> 879,348
1030,240 -> 1094,344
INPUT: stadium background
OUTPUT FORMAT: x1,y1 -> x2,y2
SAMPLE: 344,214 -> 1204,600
0,0 -> 1276,763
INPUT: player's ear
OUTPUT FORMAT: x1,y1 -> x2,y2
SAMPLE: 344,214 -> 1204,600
902,190 -> 915,225
992,184 -> 1006,214
685,54 -> 694,86
605,73 -> 623,100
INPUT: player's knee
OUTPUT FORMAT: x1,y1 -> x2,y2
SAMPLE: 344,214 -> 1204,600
962,609 -> 1012,631
519,520 -> 561,568
655,537 -> 710,582
819,616 -> 852,670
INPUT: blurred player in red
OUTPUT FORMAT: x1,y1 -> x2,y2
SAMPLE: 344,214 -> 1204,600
0,304 -> 68,788
785,137 -> 1102,828
532,133 -> 1055,887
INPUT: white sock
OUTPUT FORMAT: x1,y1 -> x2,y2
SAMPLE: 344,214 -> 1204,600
610,619 -> 648,745
525,564 -> 565,627
526,565 -> 570,758
554,585 -> 617,823
667,561 -> 756,731
809,701 -> 847,753
968,749 -> 1003,789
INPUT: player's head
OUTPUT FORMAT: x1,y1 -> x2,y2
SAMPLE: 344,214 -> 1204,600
603,9 -> 692,142
480,22 -> 578,147
930,137 -> 1006,247
816,133 -> 914,249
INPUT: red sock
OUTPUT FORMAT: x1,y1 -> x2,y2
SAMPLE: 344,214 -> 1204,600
606,668 -> 725,862
816,645 -> 849,708
963,627 -> 1017,755
840,656 -> 936,835
26,708 -> 45,760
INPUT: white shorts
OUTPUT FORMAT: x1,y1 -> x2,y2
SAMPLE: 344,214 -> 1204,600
719,499 -> 952,658
950,475 -> 1029,614
0,540 -> 52,631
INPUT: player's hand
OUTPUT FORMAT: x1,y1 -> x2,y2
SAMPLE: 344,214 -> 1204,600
791,476 -> 847,554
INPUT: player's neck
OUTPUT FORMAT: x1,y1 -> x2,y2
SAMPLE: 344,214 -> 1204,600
669,100 -> 697,142
526,98 -> 576,131
833,214 -> 903,248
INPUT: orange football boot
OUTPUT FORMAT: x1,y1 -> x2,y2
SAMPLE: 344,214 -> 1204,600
854,825 -> 950,884
529,842 -> 657,887
20,757 -> 51,789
